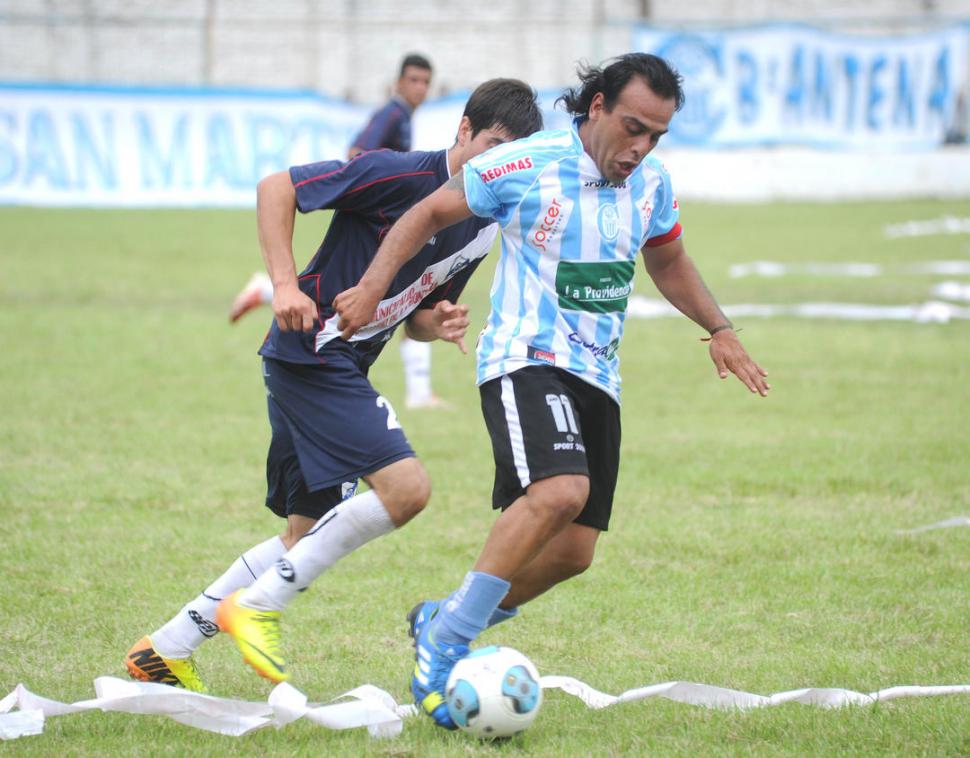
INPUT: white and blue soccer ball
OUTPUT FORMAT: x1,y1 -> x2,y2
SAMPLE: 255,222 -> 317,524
445,645 -> 543,739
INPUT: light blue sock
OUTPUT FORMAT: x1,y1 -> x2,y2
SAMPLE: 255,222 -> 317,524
436,595 -> 517,630
434,571 -> 510,646
488,605 -> 518,628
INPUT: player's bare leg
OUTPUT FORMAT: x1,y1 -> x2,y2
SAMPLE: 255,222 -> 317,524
410,474 -> 588,728
498,522 -> 600,608
473,474 -> 590,579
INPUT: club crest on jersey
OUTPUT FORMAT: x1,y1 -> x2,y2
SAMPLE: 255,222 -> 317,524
446,253 -> 473,278
480,156 -> 533,184
597,203 -> 620,241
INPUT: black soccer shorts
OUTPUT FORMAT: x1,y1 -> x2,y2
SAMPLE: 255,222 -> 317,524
479,365 -> 621,531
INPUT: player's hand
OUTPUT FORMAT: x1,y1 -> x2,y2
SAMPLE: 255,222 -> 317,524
708,330 -> 770,396
273,282 -> 317,332
333,284 -> 382,340
430,300 -> 470,354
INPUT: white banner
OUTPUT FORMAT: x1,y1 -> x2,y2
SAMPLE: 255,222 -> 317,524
0,84 -> 372,207
633,23 -> 970,148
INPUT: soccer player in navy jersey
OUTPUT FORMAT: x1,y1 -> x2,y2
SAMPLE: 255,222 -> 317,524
348,53 -> 432,158
124,78 -> 543,691
230,53 -> 444,409
336,53 -> 769,728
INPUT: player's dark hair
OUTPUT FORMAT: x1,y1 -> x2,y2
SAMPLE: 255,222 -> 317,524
557,53 -> 684,116
463,78 -> 543,140
400,53 -> 433,77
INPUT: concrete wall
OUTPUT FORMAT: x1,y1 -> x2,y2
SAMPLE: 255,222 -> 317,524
1,0 -> 967,103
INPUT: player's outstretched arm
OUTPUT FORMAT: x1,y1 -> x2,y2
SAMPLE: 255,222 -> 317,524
257,171 -> 317,332
642,238 -> 770,396
334,173 -> 473,339
405,301 -> 471,353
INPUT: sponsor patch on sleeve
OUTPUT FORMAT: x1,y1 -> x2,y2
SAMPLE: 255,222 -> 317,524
480,157 -> 533,184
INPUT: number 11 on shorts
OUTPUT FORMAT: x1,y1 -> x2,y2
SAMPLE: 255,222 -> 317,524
545,394 -> 578,434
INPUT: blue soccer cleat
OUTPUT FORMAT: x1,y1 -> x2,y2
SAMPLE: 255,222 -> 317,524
406,600 -> 439,648
409,606 -> 467,730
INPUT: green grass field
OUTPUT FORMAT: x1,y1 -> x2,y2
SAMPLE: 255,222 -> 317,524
1,200 -> 968,756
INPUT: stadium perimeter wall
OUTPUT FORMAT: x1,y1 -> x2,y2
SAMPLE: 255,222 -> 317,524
2,1 -> 969,202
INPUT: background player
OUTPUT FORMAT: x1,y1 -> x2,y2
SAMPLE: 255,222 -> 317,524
125,78 -> 543,690
333,53 -> 770,727
230,53 -> 443,409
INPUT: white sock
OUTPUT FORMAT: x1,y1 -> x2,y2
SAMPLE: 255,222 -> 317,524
401,337 -> 433,405
240,491 -> 395,612
150,535 -> 285,659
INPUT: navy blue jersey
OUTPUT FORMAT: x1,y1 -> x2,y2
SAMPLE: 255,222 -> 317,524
258,149 -> 497,367
350,97 -> 412,153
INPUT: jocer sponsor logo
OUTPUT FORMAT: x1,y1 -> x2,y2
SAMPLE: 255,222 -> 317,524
532,195 -> 571,253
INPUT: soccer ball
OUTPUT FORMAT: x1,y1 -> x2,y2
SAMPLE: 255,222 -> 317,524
445,645 -> 543,739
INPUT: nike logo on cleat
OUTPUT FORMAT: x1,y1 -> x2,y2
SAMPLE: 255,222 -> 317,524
240,639 -> 285,674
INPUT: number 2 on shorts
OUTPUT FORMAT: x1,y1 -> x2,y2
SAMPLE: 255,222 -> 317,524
376,396 -> 402,430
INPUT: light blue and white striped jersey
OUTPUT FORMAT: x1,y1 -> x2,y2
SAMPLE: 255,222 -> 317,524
463,120 -> 682,404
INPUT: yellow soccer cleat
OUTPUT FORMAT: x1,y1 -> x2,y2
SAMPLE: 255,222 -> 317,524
215,590 -> 289,683
125,635 -> 208,693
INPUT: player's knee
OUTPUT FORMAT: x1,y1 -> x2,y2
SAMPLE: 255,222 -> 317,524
529,475 -> 589,525
556,544 -> 595,579
282,515 -> 316,549
372,458 -> 431,525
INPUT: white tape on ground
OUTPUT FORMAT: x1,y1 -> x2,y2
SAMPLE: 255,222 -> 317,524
932,281 -> 970,303
627,297 -> 970,323
897,516 -> 970,535
883,217 -> 970,239
0,677 -> 407,740
2,674 -> 969,740
539,677 -> 970,710
728,260 -> 970,278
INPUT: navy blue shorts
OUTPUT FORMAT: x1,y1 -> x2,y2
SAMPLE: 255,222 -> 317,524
262,352 -> 414,520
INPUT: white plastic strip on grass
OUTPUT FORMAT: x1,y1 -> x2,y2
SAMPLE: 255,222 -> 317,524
897,516 -> 970,535
932,281 -> 970,303
627,296 -> 970,323
0,677 -> 409,740
728,260 -> 970,278
883,216 -> 970,239
540,677 -> 970,710
3,674 -> 970,741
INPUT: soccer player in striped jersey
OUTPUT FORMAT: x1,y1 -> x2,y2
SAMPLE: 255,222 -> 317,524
334,53 -> 770,728
124,79 -> 543,691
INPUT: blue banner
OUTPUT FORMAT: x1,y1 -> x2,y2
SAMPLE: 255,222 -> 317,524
633,23 -> 970,148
